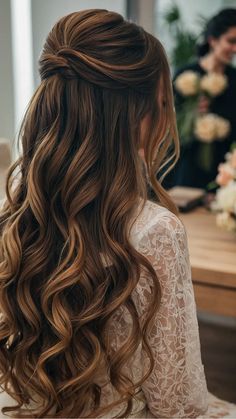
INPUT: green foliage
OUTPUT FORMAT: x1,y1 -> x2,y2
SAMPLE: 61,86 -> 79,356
176,96 -> 199,145
197,142 -> 214,173
164,1 -> 217,173
162,2 -> 204,70
195,13 -> 208,29
163,3 -> 180,26
173,31 -> 198,69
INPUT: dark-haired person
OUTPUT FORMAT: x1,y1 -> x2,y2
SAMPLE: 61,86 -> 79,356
164,8 -> 236,190
0,9 -> 235,419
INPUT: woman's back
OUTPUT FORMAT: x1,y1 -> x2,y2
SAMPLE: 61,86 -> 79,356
100,200 -> 208,418
0,8 -> 205,418
0,199 -> 208,418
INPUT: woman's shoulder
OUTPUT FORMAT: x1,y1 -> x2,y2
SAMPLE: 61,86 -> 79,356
130,199 -> 184,245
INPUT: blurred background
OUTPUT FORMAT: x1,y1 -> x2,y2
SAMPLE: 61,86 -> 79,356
0,0 -> 236,405
1,0 -> 235,154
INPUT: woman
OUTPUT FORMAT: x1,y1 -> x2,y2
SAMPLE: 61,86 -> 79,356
0,9 -> 234,419
164,8 -> 236,190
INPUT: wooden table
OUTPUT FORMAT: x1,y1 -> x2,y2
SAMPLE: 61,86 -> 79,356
180,207 -> 236,317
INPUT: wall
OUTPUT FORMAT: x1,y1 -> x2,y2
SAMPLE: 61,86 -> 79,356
224,0 -> 236,6
0,0 -> 14,141
154,0 -> 230,62
31,0 -> 126,86
0,0 -> 126,150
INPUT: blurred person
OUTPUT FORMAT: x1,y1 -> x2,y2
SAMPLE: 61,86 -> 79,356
0,8 -> 235,419
164,8 -> 236,190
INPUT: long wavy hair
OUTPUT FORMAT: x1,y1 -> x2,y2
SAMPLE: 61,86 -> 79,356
0,9 -> 179,418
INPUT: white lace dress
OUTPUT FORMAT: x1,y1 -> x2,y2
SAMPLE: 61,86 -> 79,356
0,199 -> 236,418
93,200 -> 236,418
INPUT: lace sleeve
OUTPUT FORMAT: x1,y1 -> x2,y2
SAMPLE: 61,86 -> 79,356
133,210 -> 208,418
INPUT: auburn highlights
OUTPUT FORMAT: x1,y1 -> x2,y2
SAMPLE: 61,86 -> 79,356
0,9 -> 179,418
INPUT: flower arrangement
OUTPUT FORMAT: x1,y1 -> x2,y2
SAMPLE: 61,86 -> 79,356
174,70 -> 230,172
194,113 -> 230,143
174,70 -> 230,143
200,72 -> 228,96
211,147 -> 236,232
175,71 -> 200,96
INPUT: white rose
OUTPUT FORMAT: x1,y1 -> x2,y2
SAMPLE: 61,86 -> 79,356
225,149 -> 236,169
215,181 -> 236,212
194,114 -> 217,142
194,114 -> 230,142
216,163 -> 235,186
216,212 -> 236,231
215,115 -> 231,139
200,72 -> 228,96
174,71 -> 200,96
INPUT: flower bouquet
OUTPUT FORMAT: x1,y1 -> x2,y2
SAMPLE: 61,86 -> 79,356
174,71 -> 230,172
211,147 -> 236,232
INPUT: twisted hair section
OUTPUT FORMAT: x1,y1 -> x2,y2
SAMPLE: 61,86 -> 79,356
0,9 -> 179,418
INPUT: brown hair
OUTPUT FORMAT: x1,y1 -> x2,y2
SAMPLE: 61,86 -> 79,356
0,9 -> 179,418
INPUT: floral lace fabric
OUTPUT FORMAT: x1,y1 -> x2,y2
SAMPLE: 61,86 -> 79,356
95,200 -> 208,418
0,199 -> 236,418
93,200 -> 236,418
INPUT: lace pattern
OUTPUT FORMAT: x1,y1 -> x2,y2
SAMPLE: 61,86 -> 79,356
1,199 -> 236,418
90,200 -> 209,418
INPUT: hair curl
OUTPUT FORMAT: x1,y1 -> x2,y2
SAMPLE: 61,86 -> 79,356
0,9 -> 179,418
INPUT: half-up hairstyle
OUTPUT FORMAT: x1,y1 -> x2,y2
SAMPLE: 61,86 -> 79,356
0,9 -> 179,418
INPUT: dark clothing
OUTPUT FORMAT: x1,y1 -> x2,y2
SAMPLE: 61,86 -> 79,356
163,61 -> 236,190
